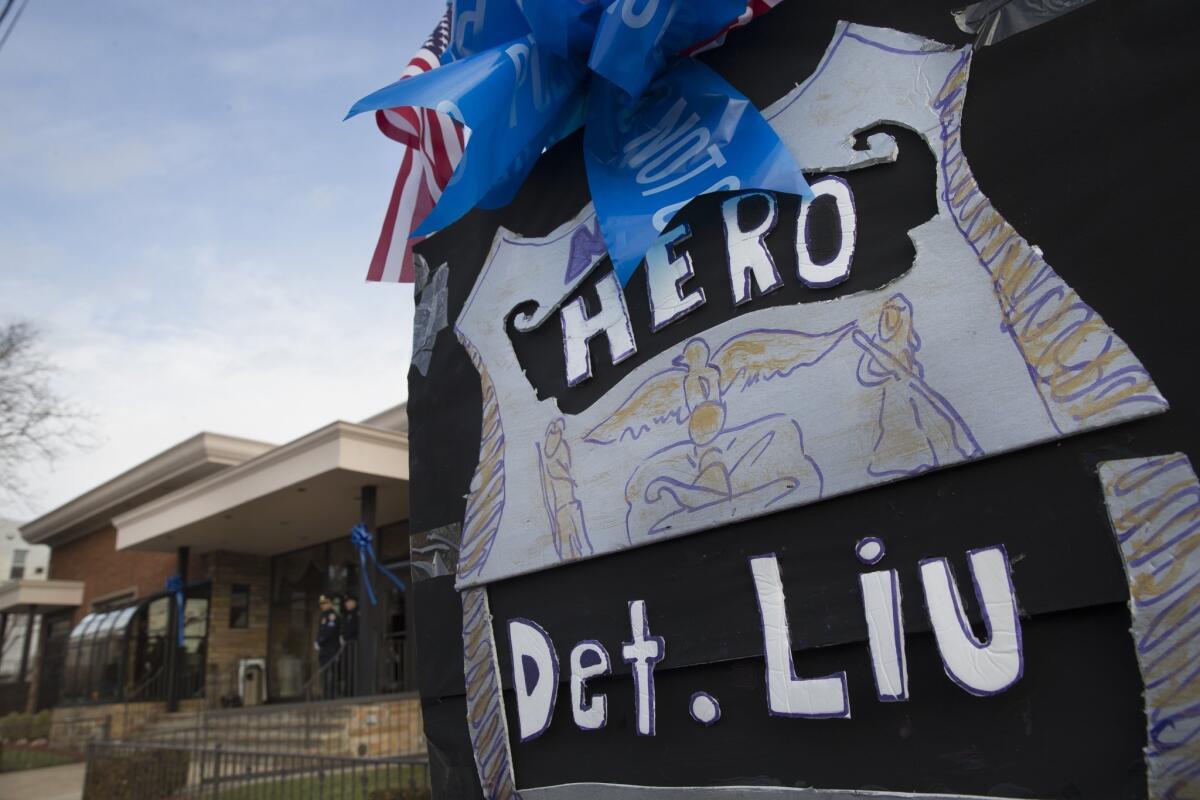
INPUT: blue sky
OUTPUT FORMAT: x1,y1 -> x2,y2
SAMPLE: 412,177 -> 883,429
0,0 -> 447,520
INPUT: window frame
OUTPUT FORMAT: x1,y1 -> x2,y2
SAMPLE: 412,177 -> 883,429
229,583 -> 251,629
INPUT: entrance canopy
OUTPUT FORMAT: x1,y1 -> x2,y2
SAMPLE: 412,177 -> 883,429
114,421 -> 409,556
0,579 -> 84,615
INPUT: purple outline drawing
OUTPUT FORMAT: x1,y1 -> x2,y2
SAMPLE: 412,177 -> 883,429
622,600 -> 666,737
461,587 -> 518,800
722,191 -> 784,307
569,639 -> 611,732
587,326 -> 853,540
689,691 -> 722,726
749,553 -> 852,719
855,536 -> 886,565
1099,454 -> 1200,799
566,216 -> 607,284
646,224 -> 707,332
932,50 -> 1166,434
855,294 -> 983,478
536,418 -> 594,561
561,270 -> 638,388
859,567 -> 908,702
456,341 -> 507,583
918,544 -> 1024,698
507,617 -> 561,743
587,303 -> 980,540
796,176 -> 856,289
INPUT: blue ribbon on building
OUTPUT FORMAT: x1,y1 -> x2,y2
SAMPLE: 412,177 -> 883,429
347,0 -> 811,287
165,574 -> 185,648
350,523 -> 407,606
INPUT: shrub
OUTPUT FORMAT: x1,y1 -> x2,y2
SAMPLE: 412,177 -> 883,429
83,748 -> 189,799
0,710 -> 56,744
0,712 -> 32,741
28,710 -> 50,740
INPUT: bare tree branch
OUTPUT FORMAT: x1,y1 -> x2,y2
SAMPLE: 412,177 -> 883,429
0,321 -> 93,506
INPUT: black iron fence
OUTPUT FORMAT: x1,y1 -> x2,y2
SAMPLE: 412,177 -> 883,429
124,693 -> 423,760
84,740 -> 430,799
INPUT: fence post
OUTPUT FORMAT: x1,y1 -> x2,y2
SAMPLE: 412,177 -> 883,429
210,742 -> 222,800
82,740 -> 94,798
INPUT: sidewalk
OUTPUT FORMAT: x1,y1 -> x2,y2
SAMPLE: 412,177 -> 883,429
0,762 -> 85,800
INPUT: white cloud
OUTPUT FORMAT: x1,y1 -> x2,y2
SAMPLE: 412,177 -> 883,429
0,247 -> 415,522
0,0 -> 448,521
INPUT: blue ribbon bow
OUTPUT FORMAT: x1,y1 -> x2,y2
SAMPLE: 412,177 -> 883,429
347,0 -> 811,286
351,523 -> 407,606
165,574 -> 185,648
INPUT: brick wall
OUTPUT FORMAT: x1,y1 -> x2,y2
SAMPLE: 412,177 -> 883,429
48,526 -> 183,623
204,551 -> 271,702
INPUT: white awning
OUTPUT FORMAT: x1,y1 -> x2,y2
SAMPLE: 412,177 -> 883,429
0,579 -> 84,614
114,421 -> 409,556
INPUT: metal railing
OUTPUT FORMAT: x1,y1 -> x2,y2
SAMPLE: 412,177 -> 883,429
127,666 -> 169,704
84,739 -> 430,799
302,645 -> 358,703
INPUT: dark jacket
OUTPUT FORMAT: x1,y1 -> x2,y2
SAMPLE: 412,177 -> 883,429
316,610 -> 341,661
341,608 -> 359,643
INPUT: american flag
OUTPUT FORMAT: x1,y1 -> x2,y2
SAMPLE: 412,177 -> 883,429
367,0 -> 784,283
367,5 -> 464,283
686,0 -> 786,55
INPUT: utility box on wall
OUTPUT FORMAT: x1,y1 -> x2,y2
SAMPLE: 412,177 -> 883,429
404,2 -> 1200,798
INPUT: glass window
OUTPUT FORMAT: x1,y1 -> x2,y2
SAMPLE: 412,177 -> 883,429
9,549 -> 26,579
113,605 -> 138,632
378,521 -> 411,563
180,590 -> 210,699
70,613 -> 96,640
229,584 -> 250,629
328,538 -> 359,603
183,594 -> 208,640
63,612 -> 97,701
92,590 -> 136,613
131,597 -> 170,692
146,596 -> 169,638
268,543 -> 328,701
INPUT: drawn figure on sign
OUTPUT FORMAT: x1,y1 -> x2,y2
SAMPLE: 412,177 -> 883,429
537,418 -> 593,560
853,294 -> 983,477
587,327 -> 856,542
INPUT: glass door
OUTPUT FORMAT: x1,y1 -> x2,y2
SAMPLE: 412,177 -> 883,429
380,561 -> 410,692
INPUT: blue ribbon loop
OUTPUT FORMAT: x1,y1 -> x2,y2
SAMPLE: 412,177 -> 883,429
346,0 -> 810,286
165,574 -> 185,648
351,523 -> 407,606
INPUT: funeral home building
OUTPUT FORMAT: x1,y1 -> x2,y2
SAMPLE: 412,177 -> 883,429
10,404 -> 417,735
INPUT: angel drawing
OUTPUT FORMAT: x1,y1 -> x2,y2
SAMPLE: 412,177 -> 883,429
585,324 -> 857,542
853,294 -> 983,477
536,418 -> 593,561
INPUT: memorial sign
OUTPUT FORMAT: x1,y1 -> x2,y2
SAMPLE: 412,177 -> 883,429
396,3 -> 1199,798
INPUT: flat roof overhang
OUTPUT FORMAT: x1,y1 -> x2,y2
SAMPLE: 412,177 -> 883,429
114,421 -> 409,556
0,579 -> 85,614
20,432 -> 274,547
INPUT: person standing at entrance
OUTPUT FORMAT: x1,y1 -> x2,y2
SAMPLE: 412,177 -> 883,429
314,595 -> 341,698
340,594 -> 359,696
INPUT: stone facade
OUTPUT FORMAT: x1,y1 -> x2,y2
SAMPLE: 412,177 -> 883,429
348,695 -> 426,757
195,551 -> 271,703
48,701 -> 164,749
